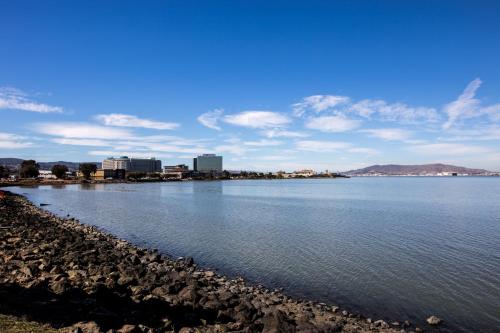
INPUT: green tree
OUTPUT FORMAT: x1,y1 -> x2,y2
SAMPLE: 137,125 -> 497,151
79,163 -> 97,180
20,160 -> 40,178
51,164 -> 69,179
0,165 -> 9,179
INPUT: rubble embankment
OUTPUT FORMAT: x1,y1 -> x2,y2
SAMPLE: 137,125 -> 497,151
0,191 -> 425,333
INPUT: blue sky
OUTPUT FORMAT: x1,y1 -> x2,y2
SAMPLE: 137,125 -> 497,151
1,1 -> 500,171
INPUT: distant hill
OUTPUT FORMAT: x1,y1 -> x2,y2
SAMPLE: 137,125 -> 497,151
0,158 -> 99,171
346,163 -> 491,176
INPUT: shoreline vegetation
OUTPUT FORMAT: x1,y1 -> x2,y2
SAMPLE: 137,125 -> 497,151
0,175 -> 350,188
0,190 -> 448,333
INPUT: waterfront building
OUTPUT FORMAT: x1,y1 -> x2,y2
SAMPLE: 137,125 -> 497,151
162,164 -> 189,179
102,156 -> 161,173
193,154 -> 223,173
38,170 -> 56,179
292,169 -> 316,177
76,169 -> 125,180
163,164 -> 189,173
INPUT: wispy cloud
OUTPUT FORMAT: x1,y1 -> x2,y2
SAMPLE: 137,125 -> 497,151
223,111 -> 291,129
95,113 -> 179,130
261,129 -> 309,138
441,78 -> 500,130
0,132 -> 33,149
347,147 -> 380,155
409,143 -> 493,156
360,128 -> 411,141
33,122 -> 133,139
305,115 -> 360,132
0,87 -> 63,113
295,93 -> 438,123
197,108 -> 223,131
33,122 -> 214,156
88,150 -> 174,158
243,139 -> 283,146
51,138 -> 112,147
296,140 -> 352,152
293,95 -> 350,117
443,79 -> 482,129
349,100 -> 439,123
214,144 -> 250,156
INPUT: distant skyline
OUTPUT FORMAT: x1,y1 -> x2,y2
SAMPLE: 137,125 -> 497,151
1,1 -> 500,171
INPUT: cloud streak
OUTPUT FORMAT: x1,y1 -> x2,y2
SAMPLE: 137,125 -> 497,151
0,132 -> 33,149
95,113 -> 179,130
360,128 -> 411,141
197,109 -> 223,130
305,115 -> 360,132
223,111 -> 291,129
0,87 -> 63,113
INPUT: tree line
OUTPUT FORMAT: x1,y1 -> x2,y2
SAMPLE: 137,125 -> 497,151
0,160 -> 98,180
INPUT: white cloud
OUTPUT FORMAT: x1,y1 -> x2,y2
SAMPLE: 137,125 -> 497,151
296,140 -> 352,152
443,79 -> 482,129
360,128 -> 411,141
51,138 -> 112,147
0,132 -> 33,149
88,150 -> 174,158
442,78 -> 500,130
305,115 -> 360,132
349,99 -> 439,123
197,109 -> 223,131
439,126 -> 500,142
409,143 -> 493,156
33,122 -> 132,139
347,147 -> 380,155
0,87 -> 63,113
295,93 -> 438,123
95,113 -> 179,130
293,95 -> 350,116
243,139 -> 283,146
261,129 -> 309,138
223,111 -> 291,129
214,144 -> 250,156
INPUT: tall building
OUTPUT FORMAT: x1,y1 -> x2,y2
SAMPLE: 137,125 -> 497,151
102,156 -> 161,173
193,154 -> 223,172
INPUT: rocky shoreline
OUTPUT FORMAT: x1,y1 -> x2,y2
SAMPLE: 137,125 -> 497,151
0,191 -> 436,333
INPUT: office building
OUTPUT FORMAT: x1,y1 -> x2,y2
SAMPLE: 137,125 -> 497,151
193,154 -> 223,172
102,156 -> 161,173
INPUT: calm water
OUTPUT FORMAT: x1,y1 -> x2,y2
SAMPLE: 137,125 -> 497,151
9,178 -> 500,332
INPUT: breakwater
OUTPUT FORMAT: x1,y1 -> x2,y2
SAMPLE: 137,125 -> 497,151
0,191 -> 421,332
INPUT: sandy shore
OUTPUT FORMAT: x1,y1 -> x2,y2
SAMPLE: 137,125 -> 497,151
0,190 -> 431,333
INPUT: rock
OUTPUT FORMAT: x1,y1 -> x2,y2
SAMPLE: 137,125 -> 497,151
183,256 -> 194,266
374,320 -> 390,329
204,270 -> 216,278
262,310 -> 296,333
427,315 -> 443,325
64,322 -> 101,333
117,324 -> 140,333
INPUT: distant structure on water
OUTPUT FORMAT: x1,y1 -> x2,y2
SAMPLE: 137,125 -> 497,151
102,156 -> 162,173
193,154 -> 223,173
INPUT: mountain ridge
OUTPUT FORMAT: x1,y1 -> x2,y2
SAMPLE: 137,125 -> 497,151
345,163 -> 492,175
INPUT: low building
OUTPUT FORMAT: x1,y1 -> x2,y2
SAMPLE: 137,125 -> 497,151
293,169 -> 316,177
162,164 -> 189,179
102,156 -> 162,173
193,154 -> 223,173
38,170 -> 56,179
77,169 -> 125,180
